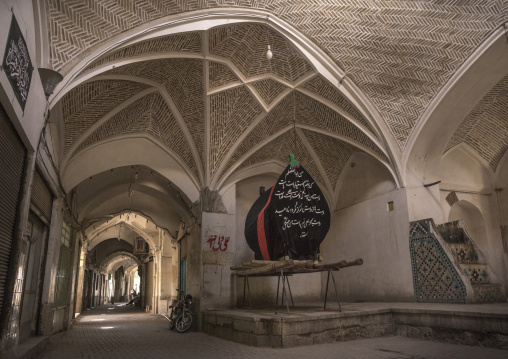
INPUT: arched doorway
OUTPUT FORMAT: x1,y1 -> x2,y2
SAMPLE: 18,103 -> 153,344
449,200 -> 488,252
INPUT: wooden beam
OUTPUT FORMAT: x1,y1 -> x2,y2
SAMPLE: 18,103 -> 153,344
322,258 -> 363,269
232,259 -> 294,276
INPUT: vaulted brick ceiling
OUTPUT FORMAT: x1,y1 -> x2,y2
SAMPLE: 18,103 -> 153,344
59,22 -> 388,196
446,74 -> 508,171
50,1 -> 508,196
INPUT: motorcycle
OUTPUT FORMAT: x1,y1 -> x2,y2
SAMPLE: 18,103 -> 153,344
166,289 -> 193,333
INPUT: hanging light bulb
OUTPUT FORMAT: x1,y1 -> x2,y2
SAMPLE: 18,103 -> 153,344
266,45 -> 273,60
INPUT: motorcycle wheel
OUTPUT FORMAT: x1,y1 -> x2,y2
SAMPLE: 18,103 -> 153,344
174,312 -> 193,333
169,320 -> 175,330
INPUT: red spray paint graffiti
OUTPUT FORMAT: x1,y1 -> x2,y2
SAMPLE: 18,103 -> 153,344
206,235 -> 230,252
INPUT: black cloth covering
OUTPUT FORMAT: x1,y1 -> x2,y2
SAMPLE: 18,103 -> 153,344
244,186 -> 284,260
244,163 -> 330,260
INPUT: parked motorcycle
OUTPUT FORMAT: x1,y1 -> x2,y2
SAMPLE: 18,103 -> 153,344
166,289 -> 193,333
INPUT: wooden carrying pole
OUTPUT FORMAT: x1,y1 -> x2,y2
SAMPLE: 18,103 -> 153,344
322,258 -> 363,270
231,258 -> 363,276
232,259 -> 294,276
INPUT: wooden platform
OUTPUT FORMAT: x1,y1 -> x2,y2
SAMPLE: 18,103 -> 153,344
232,258 -> 363,312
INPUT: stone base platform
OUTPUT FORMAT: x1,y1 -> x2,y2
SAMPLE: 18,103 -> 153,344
203,302 -> 508,349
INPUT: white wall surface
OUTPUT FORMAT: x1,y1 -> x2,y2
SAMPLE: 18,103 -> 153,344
440,145 -> 492,192
336,152 -> 397,210
321,188 -> 414,302
0,0 -> 47,151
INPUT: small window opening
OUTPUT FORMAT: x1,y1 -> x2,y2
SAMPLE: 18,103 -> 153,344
387,201 -> 394,211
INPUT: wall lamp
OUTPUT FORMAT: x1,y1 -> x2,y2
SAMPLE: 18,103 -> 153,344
38,68 -> 63,99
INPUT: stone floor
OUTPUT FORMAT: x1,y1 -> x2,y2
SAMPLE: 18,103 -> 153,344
37,302 -> 508,359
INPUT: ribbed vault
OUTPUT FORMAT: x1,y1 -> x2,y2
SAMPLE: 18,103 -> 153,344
46,1 -> 507,151
44,4 -> 508,208
54,20 -> 393,207
445,74 -> 508,171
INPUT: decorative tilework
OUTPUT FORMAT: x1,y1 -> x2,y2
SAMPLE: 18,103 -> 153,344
436,220 -> 506,303
409,220 -> 428,237
472,284 -> 505,303
448,243 -> 478,263
409,219 -> 466,303
462,264 -> 489,284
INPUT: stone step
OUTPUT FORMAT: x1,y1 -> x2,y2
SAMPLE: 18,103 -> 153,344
471,284 -> 506,303
462,263 -> 490,284
448,243 -> 478,263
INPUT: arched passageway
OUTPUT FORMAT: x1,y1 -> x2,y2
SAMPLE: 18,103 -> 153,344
2,3 -> 508,357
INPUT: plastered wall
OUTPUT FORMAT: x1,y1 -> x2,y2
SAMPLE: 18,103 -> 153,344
322,188 -> 413,302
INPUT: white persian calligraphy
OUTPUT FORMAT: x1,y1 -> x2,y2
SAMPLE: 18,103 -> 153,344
5,38 -> 31,101
275,166 -> 326,238
282,217 -> 321,231
275,202 -> 325,215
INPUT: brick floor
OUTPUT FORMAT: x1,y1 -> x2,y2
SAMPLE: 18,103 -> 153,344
39,303 -> 507,359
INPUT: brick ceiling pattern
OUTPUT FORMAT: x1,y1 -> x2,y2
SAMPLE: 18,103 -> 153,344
294,92 -> 386,160
300,75 -> 374,133
221,91 -> 384,182
208,23 -> 314,82
446,74 -> 508,170
63,49 -> 376,188
75,95 -> 152,153
251,79 -> 288,105
223,94 -> 296,178
209,86 -> 263,177
237,130 -> 326,187
47,0 -> 506,151
76,93 -> 198,179
83,32 -> 202,73
62,80 -> 149,154
302,129 -> 356,189
209,61 -> 239,89
104,58 -> 205,167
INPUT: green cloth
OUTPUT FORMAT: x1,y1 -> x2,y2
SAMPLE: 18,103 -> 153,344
289,154 -> 300,168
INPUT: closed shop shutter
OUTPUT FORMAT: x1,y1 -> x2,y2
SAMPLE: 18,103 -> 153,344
31,169 -> 53,221
0,104 -> 27,315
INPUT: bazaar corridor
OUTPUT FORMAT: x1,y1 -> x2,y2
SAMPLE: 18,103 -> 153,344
2,2 -> 508,359
32,304 -> 507,359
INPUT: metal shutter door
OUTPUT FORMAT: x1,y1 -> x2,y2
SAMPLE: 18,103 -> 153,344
0,105 -> 27,315
31,169 -> 53,221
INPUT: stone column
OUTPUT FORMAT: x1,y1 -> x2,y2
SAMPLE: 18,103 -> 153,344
201,212 -> 236,310
199,186 -> 236,310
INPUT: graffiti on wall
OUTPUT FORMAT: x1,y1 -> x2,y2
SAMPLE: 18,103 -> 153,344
206,234 -> 230,252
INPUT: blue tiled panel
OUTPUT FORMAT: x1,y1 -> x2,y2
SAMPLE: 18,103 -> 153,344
409,219 -> 467,303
